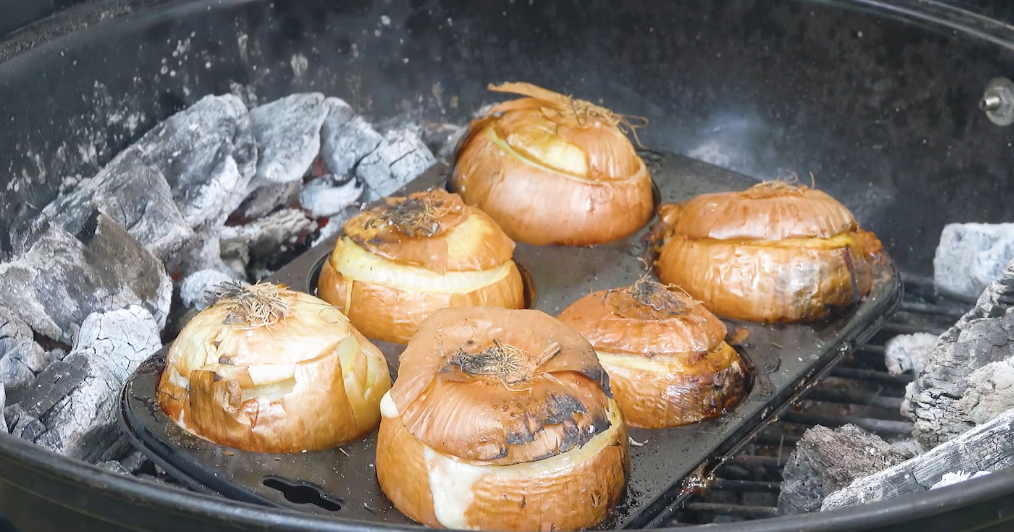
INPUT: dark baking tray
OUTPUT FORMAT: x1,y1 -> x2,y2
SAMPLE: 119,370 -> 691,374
119,152 -> 902,529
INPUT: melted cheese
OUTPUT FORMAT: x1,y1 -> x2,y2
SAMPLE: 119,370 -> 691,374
331,237 -> 513,293
420,399 -> 623,528
424,446 -> 488,529
379,391 -> 400,419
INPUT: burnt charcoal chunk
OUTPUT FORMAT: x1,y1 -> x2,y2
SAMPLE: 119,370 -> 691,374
823,409 -> 1014,510
30,352 -> 124,463
906,260 -> 1014,448
134,94 -> 257,229
0,306 -> 49,393
249,93 -> 328,186
233,181 -> 302,221
778,424 -> 912,515
934,223 -> 1014,302
884,332 -> 937,376
357,129 -> 437,201
41,147 -> 195,264
219,208 -> 316,271
180,270 -> 243,311
299,174 -> 363,218
0,212 -> 172,344
73,306 -> 162,385
320,97 -> 382,177
0,382 -> 5,433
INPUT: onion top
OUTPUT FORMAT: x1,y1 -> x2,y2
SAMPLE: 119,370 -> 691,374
388,306 -> 613,465
557,279 -> 728,356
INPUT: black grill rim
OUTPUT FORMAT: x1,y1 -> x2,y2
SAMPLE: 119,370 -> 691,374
2,427 -> 1014,532
2,0 -> 1014,531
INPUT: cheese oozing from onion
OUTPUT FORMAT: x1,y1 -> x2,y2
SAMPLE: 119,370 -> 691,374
332,237 -> 514,293
379,391 -> 400,419
418,400 -> 623,529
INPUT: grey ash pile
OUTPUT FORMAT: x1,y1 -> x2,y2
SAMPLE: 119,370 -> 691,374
0,91 -> 461,481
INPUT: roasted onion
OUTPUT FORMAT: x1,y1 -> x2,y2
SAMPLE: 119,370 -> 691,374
557,279 -> 749,428
450,82 -> 655,246
316,188 -> 525,344
650,181 -> 887,322
375,306 -> 629,531
157,283 -> 391,453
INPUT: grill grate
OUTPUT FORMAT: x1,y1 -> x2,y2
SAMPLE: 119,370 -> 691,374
658,274 -> 971,527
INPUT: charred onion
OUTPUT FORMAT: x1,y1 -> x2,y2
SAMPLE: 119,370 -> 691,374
375,307 -> 629,531
450,82 -> 654,246
157,282 -> 391,453
650,180 -> 887,322
558,279 -> 749,428
316,188 -> 525,344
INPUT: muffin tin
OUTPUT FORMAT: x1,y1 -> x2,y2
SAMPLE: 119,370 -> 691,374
119,152 -> 902,529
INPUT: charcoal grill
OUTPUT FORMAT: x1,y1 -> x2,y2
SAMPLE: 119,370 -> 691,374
3,0 -> 1014,531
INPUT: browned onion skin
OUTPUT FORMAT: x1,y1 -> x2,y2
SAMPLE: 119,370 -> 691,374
315,188 -> 525,344
652,183 -> 888,323
375,306 -> 630,530
450,82 -> 654,246
376,401 -> 629,531
558,284 -> 749,428
317,259 -> 524,346
157,286 -> 391,453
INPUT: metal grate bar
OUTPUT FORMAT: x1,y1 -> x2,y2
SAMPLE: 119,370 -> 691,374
779,412 -> 914,435
711,479 -> 781,493
803,387 -> 905,410
830,366 -> 913,385
682,503 -> 781,519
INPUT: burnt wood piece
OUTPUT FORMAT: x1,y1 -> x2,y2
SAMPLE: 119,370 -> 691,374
778,424 -> 913,515
823,408 -> 1014,510
0,211 -> 172,344
905,260 -> 1014,448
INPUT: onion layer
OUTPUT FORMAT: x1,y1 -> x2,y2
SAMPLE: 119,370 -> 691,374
450,82 -> 654,247
375,306 -> 629,530
558,281 -> 749,428
157,283 -> 391,453
651,182 -> 887,322
316,189 -> 525,344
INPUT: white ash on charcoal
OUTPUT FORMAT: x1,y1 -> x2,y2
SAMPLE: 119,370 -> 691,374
884,332 -> 938,376
232,180 -> 302,221
905,260 -> 1014,448
176,230 -> 245,281
357,128 -> 437,202
0,211 -> 172,344
934,222 -> 1014,302
778,424 -> 913,515
72,306 -> 161,385
4,306 -> 162,463
930,471 -> 991,490
248,93 -> 329,188
132,94 -> 257,231
180,270 -> 243,311
97,460 -> 132,476
41,147 -> 195,265
299,174 -> 363,218
0,382 -> 6,433
823,408 -> 1014,510
219,208 -> 317,278
0,307 -> 50,394
320,97 -> 384,177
